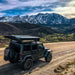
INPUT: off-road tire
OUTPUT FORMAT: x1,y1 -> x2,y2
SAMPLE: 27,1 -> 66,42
22,58 -> 33,70
45,52 -> 52,62
9,49 -> 18,64
8,51 -> 15,64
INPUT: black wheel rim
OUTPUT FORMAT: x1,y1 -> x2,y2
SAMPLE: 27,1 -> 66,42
24,60 -> 32,69
47,54 -> 51,61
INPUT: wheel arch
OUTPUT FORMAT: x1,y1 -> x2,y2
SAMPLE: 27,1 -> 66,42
44,50 -> 52,57
22,55 -> 33,63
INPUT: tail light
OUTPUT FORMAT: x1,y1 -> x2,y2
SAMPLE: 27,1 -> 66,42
19,54 -> 22,60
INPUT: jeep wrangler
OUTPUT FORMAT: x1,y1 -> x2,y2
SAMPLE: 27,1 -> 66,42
4,35 -> 52,70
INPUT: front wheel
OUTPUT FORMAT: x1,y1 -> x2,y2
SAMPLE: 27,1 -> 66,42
45,52 -> 52,62
22,58 -> 33,70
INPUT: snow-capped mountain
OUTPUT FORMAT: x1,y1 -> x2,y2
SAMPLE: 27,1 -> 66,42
0,13 -> 70,25
70,18 -> 75,25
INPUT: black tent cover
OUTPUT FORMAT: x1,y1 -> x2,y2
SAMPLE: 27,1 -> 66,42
4,35 -> 40,42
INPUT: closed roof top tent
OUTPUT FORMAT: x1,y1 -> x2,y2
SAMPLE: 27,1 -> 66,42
4,35 -> 40,42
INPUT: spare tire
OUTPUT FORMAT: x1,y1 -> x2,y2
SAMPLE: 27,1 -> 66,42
9,48 -> 15,59
9,48 -> 18,63
9,48 -> 15,63
4,47 -> 10,61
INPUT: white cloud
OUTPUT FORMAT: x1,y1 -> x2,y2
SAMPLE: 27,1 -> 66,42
0,0 -> 75,18
0,13 -> 6,16
31,0 -> 75,18
52,0 -> 75,18
0,0 -> 57,11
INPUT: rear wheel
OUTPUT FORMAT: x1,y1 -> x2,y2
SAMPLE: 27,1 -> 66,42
45,52 -> 52,62
22,58 -> 33,70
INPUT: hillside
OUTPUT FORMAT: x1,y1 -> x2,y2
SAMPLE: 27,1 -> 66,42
0,13 -> 69,25
0,22 -> 57,36
70,18 -> 75,24
0,13 -> 75,33
65,28 -> 75,33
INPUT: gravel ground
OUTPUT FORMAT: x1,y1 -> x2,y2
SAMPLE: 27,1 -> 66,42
0,41 -> 75,75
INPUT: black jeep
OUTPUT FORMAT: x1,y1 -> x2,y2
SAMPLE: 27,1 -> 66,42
4,35 -> 52,70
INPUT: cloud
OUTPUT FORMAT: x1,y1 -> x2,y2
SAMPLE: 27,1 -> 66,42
51,0 -> 75,18
0,13 -> 6,16
0,0 -> 75,18
28,0 -> 75,18
0,0 -> 57,11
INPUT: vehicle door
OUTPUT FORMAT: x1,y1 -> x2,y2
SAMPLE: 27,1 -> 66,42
31,44 -> 39,59
22,44 -> 31,56
37,44 -> 45,57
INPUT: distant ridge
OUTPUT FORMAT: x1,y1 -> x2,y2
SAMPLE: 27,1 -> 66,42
0,13 -> 70,25
0,13 -> 75,34
0,22 -> 57,36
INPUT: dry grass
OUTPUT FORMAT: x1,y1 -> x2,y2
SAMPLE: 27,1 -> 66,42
54,60 -> 75,75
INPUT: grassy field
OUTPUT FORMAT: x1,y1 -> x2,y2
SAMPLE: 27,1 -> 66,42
40,33 -> 75,43
54,60 -> 75,75
0,33 -> 75,47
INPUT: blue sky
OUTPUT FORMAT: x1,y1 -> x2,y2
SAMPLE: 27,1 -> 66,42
0,0 -> 75,18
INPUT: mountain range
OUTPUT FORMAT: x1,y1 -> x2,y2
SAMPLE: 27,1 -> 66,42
0,13 -> 71,24
0,13 -> 75,35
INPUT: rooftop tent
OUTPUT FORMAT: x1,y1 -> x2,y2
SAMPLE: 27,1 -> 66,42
4,35 -> 40,42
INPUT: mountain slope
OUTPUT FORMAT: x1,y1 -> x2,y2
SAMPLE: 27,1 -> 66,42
0,13 -> 75,34
0,22 -> 21,35
0,22 -> 57,36
0,13 -> 70,25
70,18 -> 75,24
65,28 -> 75,33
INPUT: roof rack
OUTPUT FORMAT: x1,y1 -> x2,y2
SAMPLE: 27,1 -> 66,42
4,35 -> 40,42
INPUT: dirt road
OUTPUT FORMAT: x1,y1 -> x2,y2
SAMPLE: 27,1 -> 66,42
0,41 -> 75,75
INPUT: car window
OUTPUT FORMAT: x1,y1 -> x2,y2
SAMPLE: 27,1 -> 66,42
23,44 -> 31,51
38,44 -> 44,49
32,44 -> 37,50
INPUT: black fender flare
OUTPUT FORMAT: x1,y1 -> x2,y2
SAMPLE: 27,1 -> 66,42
44,50 -> 52,57
22,55 -> 33,63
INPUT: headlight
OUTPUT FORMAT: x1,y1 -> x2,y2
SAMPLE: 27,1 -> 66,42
48,49 -> 52,52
